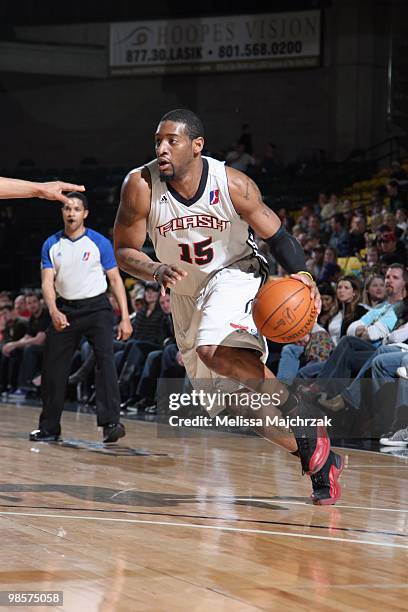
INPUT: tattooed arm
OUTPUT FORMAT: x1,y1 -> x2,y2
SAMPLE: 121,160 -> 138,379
226,167 -> 281,238
114,168 -> 186,289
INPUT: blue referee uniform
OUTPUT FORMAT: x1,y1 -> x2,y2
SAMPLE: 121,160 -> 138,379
38,228 -> 122,436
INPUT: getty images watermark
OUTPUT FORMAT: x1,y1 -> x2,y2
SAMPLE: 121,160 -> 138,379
166,389 -> 332,428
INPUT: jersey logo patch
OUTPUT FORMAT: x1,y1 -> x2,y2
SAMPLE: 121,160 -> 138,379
210,190 -> 219,205
160,194 -> 168,204
230,323 -> 248,331
82,252 -> 91,261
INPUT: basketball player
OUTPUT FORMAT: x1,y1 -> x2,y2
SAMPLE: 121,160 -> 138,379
114,109 -> 345,505
0,176 -> 85,205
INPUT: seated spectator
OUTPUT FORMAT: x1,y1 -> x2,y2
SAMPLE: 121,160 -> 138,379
277,207 -> 294,231
238,123 -> 253,154
361,246 -> 382,277
3,292 -> 50,399
320,194 -> 337,222
0,304 -> 27,393
0,292 -> 12,308
382,212 -> 404,240
349,215 -> 367,255
225,143 -> 255,174
297,204 -> 314,233
377,226 -> 407,267
317,247 -> 341,284
339,200 -> 354,226
130,292 -> 185,413
317,282 -> 337,329
327,276 -> 368,345
129,284 -> 145,317
276,323 -> 334,385
307,214 -> 329,243
260,143 -> 283,177
395,207 -> 408,235
117,282 -> 167,402
306,245 -> 325,280
386,179 -> 406,213
363,274 -> 386,308
390,160 -> 408,181
14,294 -> 30,319
328,213 -> 351,256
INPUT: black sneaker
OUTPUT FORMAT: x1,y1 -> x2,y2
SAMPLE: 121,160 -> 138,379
29,429 -> 61,442
310,451 -> 346,505
102,423 -> 126,443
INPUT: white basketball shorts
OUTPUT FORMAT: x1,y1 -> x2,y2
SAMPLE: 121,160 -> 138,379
170,257 -> 268,392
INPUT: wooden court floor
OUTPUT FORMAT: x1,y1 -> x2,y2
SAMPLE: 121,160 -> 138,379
0,403 -> 407,611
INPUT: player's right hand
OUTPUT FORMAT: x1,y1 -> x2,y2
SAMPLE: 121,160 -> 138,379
51,309 -> 70,331
153,263 -> 187,294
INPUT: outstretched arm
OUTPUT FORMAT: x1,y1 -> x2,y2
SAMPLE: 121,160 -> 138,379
0,177 -> 85,204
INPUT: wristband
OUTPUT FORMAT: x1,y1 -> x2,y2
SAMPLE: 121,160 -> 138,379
297,270 -> 314,282
153,264 -> 166,282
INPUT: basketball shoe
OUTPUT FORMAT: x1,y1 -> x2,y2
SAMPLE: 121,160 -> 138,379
283,394 -> 331,475
310,451 -> 346,505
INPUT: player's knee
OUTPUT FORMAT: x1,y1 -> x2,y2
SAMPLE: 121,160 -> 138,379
196,345 -> 231,376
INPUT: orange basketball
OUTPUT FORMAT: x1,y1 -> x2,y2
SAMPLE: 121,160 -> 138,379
252,277 -> 317,343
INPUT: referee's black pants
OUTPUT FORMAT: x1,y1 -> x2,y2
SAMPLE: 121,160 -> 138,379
39,293 -> 120,435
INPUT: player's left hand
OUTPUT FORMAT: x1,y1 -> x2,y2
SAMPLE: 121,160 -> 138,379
38,181 -> 85,205
117,317 -> 133,340
291,272 -> 321,316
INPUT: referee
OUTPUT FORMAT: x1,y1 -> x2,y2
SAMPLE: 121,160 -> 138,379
30,192 -> 132,443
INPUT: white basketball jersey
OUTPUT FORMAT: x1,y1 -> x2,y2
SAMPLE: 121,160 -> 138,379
145,156 -> 267,297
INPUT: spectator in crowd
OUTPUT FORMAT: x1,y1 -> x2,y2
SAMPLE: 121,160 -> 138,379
306,245 -> 325,280
14,295 -> 30,319
260,143 -> 283,177
225,143 -> 256,174
386,179 -> 406,213
318,247 -> 341,283
3,292 -> 50,399
390,160 -> 408,181
277,207 -> 294,231
307,214 -> 329,243
339,200 -> 354,226
363,274 -> 386,308
362,245 -> 382,277
0,304 -> 28,393
320,193 -> 337,222
129,291 -> 185,414
276,322 -> 334,386
317,282 -> 337,329
395,207 -> 408,235
0,292 -> 12,307
297,204 -> 314,232
237,123 -> 253,154
328,213 -> 351,256
118,282 -> 167,405
129,285 -> 145,315
325,276 -> 368,345
377,226 -> 407,267
349,214 -> 367,255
